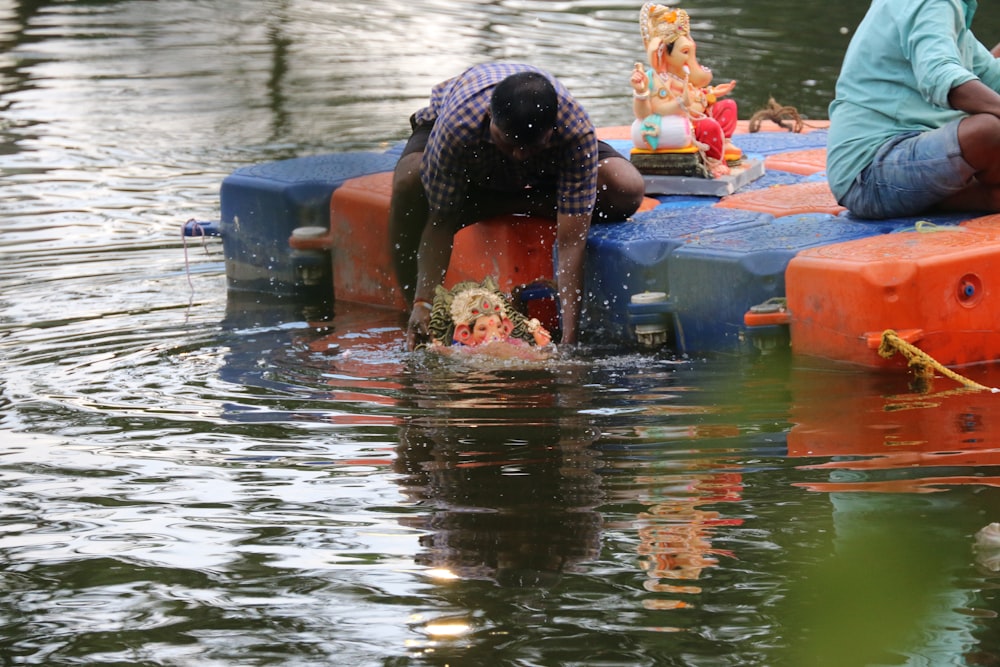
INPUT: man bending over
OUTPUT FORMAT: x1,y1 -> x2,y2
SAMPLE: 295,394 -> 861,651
389,62 -> 646,350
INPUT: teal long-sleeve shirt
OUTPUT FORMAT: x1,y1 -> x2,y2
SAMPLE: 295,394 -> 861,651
826,0 -> 1000,201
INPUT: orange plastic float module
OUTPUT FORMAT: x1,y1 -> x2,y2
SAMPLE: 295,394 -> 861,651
784,216 -> 1000,369
327,171 -> 558,311
714,181 -> 846,217
763,147 -> 827,176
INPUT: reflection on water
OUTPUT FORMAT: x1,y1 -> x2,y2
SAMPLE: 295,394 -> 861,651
5,0 -> 1000,664
789,369 -> 1000,493
395,398 -> 603,588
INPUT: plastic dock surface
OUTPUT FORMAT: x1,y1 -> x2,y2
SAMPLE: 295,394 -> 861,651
218,121 -> 1000,368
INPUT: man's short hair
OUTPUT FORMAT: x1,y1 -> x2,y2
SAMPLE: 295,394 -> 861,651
489,71 -> 558,145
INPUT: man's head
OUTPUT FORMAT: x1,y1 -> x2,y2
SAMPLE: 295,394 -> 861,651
489,71 -> 557,159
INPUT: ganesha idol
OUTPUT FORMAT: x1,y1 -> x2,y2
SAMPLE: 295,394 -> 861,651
629,3 -> 742,178
424,277 -> 553,360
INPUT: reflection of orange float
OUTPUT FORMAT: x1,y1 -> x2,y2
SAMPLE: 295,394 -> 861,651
786,367 -> 1000,492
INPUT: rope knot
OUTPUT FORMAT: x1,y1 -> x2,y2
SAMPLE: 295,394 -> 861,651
877,329 -> 997,392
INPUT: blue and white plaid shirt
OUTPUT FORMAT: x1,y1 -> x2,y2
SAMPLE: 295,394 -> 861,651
412,62 -> 598,218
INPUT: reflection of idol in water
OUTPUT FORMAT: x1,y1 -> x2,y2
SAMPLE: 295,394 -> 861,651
393,371 -> 604,588
600,412 -> 745,612
635,470 -> 742,609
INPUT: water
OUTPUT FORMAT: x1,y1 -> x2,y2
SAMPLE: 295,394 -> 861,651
4,0 -> 1000,664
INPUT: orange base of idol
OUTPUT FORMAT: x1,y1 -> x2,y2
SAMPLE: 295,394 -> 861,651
784,215 -> 1000,369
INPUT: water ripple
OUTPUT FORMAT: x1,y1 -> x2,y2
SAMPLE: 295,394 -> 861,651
5,1 -> 1000,665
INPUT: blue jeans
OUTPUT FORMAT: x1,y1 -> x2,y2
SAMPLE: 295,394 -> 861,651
839,119 -> 976,219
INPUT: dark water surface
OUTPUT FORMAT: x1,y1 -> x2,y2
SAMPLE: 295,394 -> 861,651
5,1 -> 1000,665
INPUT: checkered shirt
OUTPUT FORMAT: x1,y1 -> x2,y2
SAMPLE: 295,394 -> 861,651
412,63 -> 598,218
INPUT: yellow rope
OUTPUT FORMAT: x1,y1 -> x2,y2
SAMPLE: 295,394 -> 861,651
912,220 -> 965,233
877,329 -> 999,392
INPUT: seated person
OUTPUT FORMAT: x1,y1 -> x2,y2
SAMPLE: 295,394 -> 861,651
827,0 -> 1000,219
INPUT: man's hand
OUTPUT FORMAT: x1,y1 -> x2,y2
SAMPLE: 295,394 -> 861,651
405,303 -> 432,350
406,213 -> 456,351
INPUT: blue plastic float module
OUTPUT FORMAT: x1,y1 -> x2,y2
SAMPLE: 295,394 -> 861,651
587,131 -> 841,350
604,133 -> 829,161
583,205 -> 775,341
220,151 -> 400,295
662,214 -> 909,354
837,209 -> 980,229
723,129 -> 830,155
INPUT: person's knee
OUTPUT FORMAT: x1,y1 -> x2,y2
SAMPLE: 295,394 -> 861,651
389,152 -> 429,249
959,114 -> 1000,173
962,113 -> 1000,138
392,152 -> 424,195
595,157 -> 645,221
